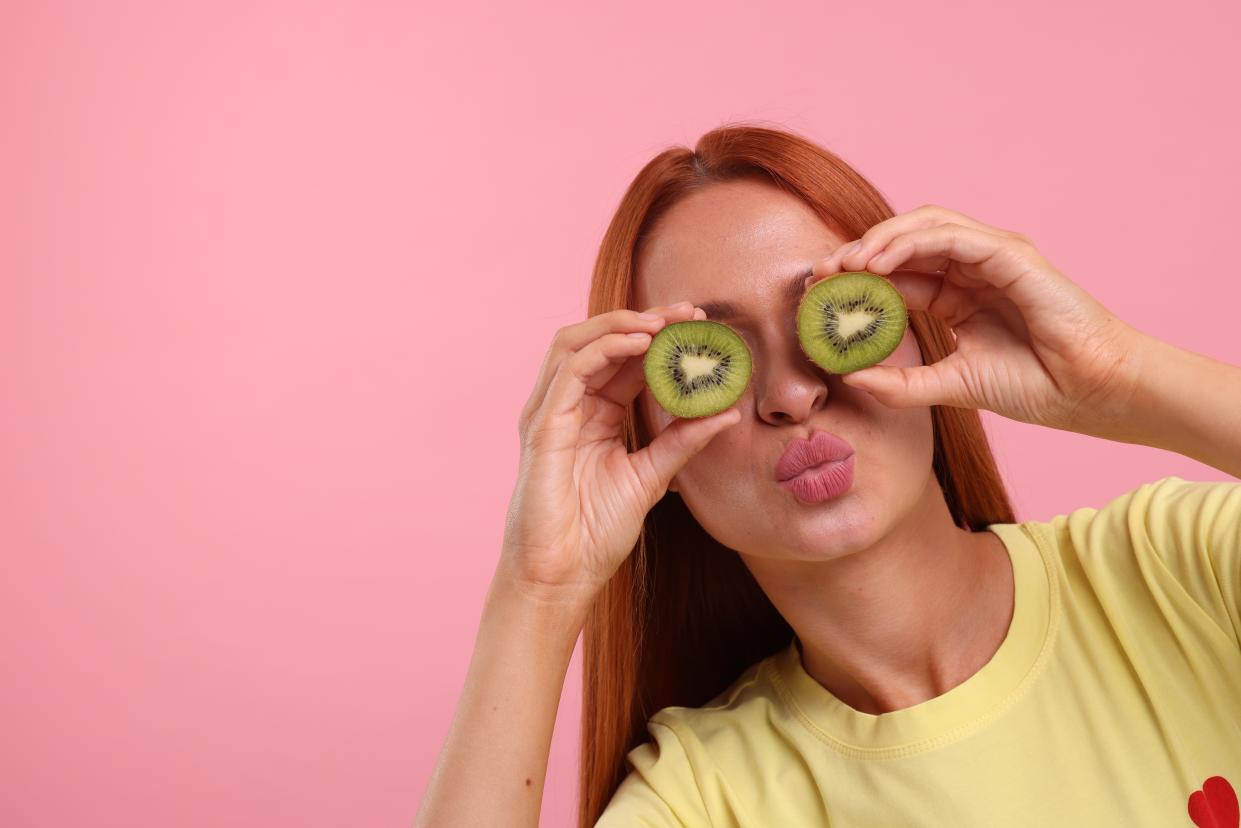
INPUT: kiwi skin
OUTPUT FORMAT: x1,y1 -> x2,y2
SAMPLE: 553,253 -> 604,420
642,319 -> 753,419
796,271 -> 908,374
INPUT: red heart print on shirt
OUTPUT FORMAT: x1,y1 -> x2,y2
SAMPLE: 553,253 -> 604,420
1188,776 -> 1239,828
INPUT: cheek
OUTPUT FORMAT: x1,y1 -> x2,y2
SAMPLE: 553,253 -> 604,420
856,409 -> 935,492
674,425 -> 751,494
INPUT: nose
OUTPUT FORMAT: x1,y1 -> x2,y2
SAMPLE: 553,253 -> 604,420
755,333 -> 829,426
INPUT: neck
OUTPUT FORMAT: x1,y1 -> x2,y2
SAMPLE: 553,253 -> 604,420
738,475 -> 1013,714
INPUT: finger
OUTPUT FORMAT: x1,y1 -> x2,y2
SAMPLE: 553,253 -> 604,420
519,301 -> 696,431
811,241 -> 959,288
523,330 -> 656,453
883,269 -> 991,328
803,263 -> 990,320
590,355 -> 646,427
877,260 -> 992,289
860,225 -> 1066,323
541,331 -> 655,423
861,223 -> 1006,276
591,305 -> 708,408
842,358 -> 969,410
814,204 -> 1026,277
628,406 -> 741,500
584,305 -> 711,433
520,306 -> 671,427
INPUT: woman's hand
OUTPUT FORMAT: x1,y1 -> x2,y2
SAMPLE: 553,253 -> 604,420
809,204 -> 1146,437
501,301 -> 741,605
423,304 -> 742,828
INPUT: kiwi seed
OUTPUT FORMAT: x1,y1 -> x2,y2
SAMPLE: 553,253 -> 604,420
796,271 -> 908,374
643,320 -> 752,418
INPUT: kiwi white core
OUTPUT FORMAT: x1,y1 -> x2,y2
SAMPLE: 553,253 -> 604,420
836,310 -> 880,340
679,353 -> 722,382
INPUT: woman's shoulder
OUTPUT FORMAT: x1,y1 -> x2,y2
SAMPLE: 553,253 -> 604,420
996,474 -> 1240,558
644,642 -> 794,745
1021,474 -> 1241,646
601,641 -> 828,827
600,650 -> 795,827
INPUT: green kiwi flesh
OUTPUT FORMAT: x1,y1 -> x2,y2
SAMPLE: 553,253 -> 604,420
643,320 -> 752,418
797,271 -> 908,374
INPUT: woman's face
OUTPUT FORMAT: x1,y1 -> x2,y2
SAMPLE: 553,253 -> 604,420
635,178 -> 937,562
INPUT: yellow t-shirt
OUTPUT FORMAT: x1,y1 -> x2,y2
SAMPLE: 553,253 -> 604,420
595,476 -> 1241,827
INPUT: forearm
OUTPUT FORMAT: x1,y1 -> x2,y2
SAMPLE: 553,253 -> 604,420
1117,330 -> 1241,478
415,563 -> 592,827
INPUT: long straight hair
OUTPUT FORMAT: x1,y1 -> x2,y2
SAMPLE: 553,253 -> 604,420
577,123 -> 1016,826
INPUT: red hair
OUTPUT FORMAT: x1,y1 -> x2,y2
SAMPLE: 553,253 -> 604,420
577,122 -> 1016,826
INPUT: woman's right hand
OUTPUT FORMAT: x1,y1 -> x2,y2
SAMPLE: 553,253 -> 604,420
500,300 -> 742,605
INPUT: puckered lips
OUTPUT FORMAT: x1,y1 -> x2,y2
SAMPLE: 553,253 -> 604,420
775,429 -> 855,483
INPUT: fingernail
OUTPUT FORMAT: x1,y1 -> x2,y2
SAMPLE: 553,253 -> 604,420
627,331 -> 650,339
847,241 -> 863,255
638,311 -> 660,319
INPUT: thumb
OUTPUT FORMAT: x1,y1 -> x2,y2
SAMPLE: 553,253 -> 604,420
842,364 -> 959,408
631,407 -> 741,500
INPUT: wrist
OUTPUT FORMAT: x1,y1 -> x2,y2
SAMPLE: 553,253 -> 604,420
1117,330 -> 1241,476
487,557 -> 598,631
1086,323 -> 1160,445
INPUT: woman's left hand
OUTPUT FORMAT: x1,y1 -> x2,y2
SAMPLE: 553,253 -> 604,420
809,204 -> 1147,437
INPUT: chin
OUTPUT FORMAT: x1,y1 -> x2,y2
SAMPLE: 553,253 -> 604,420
786,500 -> 873,552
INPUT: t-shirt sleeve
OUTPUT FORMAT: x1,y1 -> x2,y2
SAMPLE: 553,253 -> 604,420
1062,475 -> 1241,646
593,718 -> 710,827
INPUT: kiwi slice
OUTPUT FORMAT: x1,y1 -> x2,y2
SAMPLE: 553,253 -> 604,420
797,271 -> 908,374
643,320 -> 752,418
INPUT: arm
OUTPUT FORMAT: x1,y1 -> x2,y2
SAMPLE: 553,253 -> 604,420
414,563 -> 590,827
415,299 -> 736,826
1109,330 -> 1241,479
812,203 -> 1241,480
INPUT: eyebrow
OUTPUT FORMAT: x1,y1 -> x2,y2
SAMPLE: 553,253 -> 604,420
695,266 -> 815,323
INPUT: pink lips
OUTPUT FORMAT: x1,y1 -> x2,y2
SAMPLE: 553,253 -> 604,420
775,430 -> 856,503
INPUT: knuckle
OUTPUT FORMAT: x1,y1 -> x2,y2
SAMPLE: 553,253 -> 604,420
521,425 -> 540,451
541,341 -> 568,371
518,402 -> 538,435
597,308 -> 635,328
1009,235 -> 1037,257
602,329 -> 635,348
855,227 -> 881,249
519,414 -> 544,449
941,221 -> 969,240
564,343 -> 589,372
523,416 -> 561,452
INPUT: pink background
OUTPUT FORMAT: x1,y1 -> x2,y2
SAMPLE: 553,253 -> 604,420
3,1 -> 1238,825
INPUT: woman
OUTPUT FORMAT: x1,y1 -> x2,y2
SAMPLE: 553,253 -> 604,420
416,125 -> 1241,827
